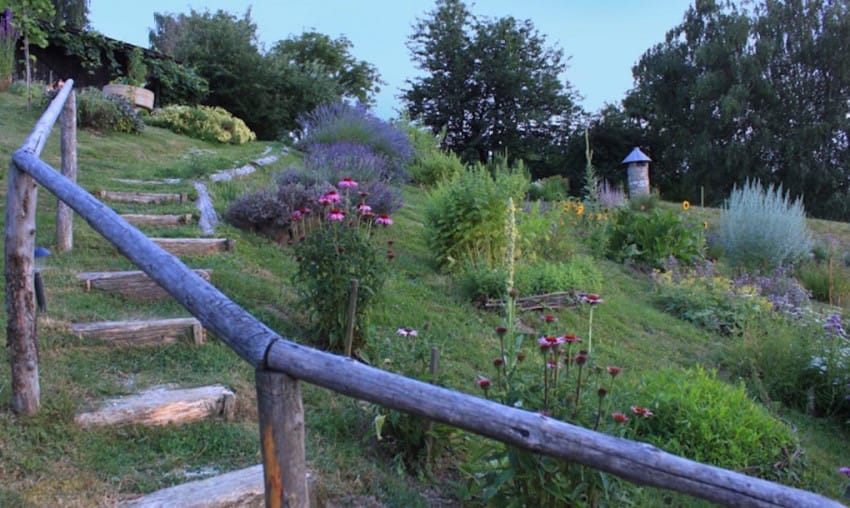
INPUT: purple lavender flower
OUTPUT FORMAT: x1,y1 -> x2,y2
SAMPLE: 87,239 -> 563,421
0,9 -> 18,41
824,314 -> 846,339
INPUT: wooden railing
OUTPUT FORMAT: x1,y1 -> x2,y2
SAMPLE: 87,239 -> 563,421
4,83 -> 843,508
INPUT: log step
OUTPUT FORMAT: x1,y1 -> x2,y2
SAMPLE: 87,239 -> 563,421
96,189 -> 188,204
119,464 -> 264,507
118,465 -> 317,508
77,269 -> 212,299
153,238 -> 234,256
71,317 -> 206,346
121,213 -> 194,226
75,384 -> 235,428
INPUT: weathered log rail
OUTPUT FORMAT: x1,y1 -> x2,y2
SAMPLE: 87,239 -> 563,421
4,82 -> 844,508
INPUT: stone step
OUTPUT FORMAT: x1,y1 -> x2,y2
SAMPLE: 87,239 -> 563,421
70,317 -> 206,346
75,384 -> 235,428
77,269 -> 212,300
152,238 -> 234,256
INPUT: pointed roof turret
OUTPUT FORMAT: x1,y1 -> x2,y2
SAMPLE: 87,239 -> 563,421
621,147 -> 652,164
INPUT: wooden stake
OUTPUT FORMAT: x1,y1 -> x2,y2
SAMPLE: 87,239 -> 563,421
344,279 -> 359,357
57,90 -> 77,252
255,369 -> 309,508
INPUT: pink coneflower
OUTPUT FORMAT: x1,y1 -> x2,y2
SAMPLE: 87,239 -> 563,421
299,207 -> 312,215
375,214 -> 393,226
631,406 -> 654,418
495,326 -> 508,336
574,353 -> 588,365
338,177 -> 358,189
597,387 -> 608,398
327,209 -> 345,221
613,412 -> 629,423
291,210 -> 303,221
357,203 -> 372,215
477,377 -> 492,389
396,327 -> 418,337
493,357 -> 504,367
607,366 -> 622,377
318,191 -> 341,205
562,334 -> 582,343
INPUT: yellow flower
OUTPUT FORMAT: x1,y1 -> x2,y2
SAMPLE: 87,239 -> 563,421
703,220 -> 708,229
682,200 -> 691,210
576,204 -> 585,216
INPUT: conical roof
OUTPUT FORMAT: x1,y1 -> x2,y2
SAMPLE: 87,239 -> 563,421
621,147 -> 651,164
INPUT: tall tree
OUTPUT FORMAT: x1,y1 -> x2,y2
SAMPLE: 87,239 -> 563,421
404,0 -> 579,172
51,0 -> 87,29
0,0 -> 54,108
624,0 -> 850,219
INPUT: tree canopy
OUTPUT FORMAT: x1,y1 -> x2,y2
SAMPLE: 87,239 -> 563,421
622,0 -> 850,220
403,0 -> 580,173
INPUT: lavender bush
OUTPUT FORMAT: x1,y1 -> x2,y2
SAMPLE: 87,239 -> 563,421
297,102 -> 413,182
303,141 -> 389,184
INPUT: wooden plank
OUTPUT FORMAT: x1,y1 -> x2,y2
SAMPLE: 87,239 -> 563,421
121,213 -> 193,226
70,317 -> 205,346
77,269 -> 212,299
75,385 -> 235,427
119,465 -> 265,508
96,189 -> 187,204
152,238 -> 234,256
256,369 -> 309,508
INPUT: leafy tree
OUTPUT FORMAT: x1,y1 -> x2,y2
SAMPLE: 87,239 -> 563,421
0,0 -> 54,108
50,0 -> 87,29
149,9 -> 382,140
404,0 -> 580,174
624,0 -> 850,220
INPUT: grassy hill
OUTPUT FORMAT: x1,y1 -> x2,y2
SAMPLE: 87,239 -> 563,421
0,89 -> 848,506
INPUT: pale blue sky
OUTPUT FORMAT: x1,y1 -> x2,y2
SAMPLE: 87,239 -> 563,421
88,1 -> 694,119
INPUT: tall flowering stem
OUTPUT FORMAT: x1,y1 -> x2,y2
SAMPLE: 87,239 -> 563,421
581,294 -> 604,354
572,351 -> 588,419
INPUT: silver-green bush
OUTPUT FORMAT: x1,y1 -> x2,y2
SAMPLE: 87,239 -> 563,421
719,179 -> 813,269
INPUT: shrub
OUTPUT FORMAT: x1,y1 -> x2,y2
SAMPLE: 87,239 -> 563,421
719,179 -> 813,270
298,102 -> 412,182
292,219 -> 389,351
597,179 -> 627,209
147,105 -> 256,144
631,367 -> 804,481
74,87 -> 144,134
653,260 -> 770,335
425,164 -> 528,269
409,150 -> 464,187
527,175 -> 569,201
606,208 -> 704,268
732,265 -> 811,317
303,141 -> 387,183
515,256 -> 603,296
223,189 -> 289,240
516,201 -> 578,263
146,57 -> 209,106
627,190 -> 659,211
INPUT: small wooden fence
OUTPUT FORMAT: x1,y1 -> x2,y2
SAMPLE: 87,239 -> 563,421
4,82 -> 843,508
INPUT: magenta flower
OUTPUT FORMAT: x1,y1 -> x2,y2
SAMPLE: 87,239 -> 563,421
630,406 -> 654,418
581,293 -> 604,305
375,214 -> 393,226
839,466 -> 850,477
291,210 -> 303,221
327,209 -> 345,221
477,377 -> 492,389
357,203 -> 373,215
338,177 -> 358,189
561,334 -> 582,343
318,191 -> 341,205
493,357 -> 504,367
396,327 -> 418,337
574,353 -> 588,365
607,366 -> 622,377
495,326 -> 508,336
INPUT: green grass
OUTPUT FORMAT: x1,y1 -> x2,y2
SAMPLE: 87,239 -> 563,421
1,90 -> 849,505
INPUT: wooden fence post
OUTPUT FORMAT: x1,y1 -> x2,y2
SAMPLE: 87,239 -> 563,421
4,159 -> 40,415
57,89 -> 77,252
255,368 -> 309,508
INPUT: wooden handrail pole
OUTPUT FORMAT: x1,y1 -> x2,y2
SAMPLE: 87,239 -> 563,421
4,159 -> 40,415
255,369 -> 309,508
57,89 -> 77,252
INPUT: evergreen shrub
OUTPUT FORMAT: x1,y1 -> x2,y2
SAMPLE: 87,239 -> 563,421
147,105 -> 255,144
719,179 -> 813,270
